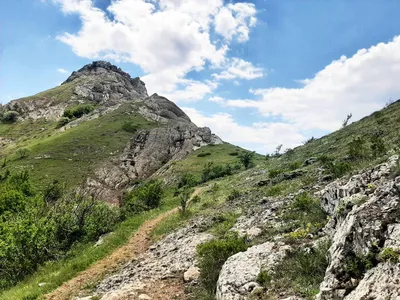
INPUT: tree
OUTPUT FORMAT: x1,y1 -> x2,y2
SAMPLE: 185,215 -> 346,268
2,111 -> 19,123
238,151 -> 255,169
342,113 -> 353,127
179,190 -> 190,215
275,144 -> 283,156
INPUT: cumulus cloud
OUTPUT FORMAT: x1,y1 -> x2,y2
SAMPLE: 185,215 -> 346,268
50,0 -> 257,97
225,36 -> 400,131
182,107 -> 305,153
57,68 -> 68,74
212,57 -> 263,80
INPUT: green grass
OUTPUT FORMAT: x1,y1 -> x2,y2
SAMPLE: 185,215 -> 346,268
0,191 -> 180,300
3,104 -> 155,188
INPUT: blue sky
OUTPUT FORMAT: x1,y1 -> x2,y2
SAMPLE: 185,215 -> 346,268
2,0 -> 400,153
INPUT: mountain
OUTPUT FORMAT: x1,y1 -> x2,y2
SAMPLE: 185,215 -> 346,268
0,61 -> 230,202
1,62 -> 400,300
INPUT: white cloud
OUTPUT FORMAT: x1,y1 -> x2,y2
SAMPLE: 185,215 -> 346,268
182,107 -> 305,153
209,96 -> 225,104
57,68 -> 68,74
50,0 -> 257,98
214,3 -> 257,42
213,57 -> 263,80
225,36 -> 400,131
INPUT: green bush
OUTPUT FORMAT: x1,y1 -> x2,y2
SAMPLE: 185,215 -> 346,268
348,136 -> 369,161
178,173 -> 198,189
123,179 -> 164,216
227,189 -> 241,201
267,240 -> 331,297
121,122 -> 139,133
370,133 -> 386,158
16,147 -> 30,159
228,152 -> 239,156
57,117 -> 70,128
197,234 -> 249,295
2,111 -> 19,123
288,161 -> 302,171
197,152 -> 212,158
63,104 -> 95,119
269,168 -> 283,179
0,172 -> 119,289
201,162 -> 232,182
318,156 -> 351,179
238,151 -> 255,169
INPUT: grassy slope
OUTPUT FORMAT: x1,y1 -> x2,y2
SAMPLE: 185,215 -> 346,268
1,103 -> 155,189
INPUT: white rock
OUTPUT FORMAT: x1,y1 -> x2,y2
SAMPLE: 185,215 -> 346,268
138,294 -> 152,300
184,266 -> 200,282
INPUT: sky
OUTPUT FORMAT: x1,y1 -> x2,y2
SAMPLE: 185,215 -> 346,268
1,0 -> 400,154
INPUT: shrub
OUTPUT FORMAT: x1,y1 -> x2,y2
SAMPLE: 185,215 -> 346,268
43,180 -> 65,203
288,161 -> 301,171
197,152 -> 212,158
201,162 -> 232,182
16,147 -> 30,159
123,179 -> 164,215
57,117 -> 70,128
177,172 -> 198,189
348,136 -> 368,161
379,248 -> 400,263
269,168 -> 283,179
282,192 -> 327,234
197,234 -> 248,295
227,188 -> 241,201
122,122 -> 139,133
228,151 -> 239,156
179,190 -> 190,215
63,104 -> 95,119
267,240 -> 331,297
343,247 -> 379,279
238,151 -> 255,169
319,156 -> 351,179
2,110 -> 19,123
370,133 -> 386,158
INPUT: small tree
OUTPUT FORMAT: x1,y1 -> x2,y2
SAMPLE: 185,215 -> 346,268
238,151 -> 255,169
2,111 -> 19,123
342,113 -> 353,127
275,144 -> 283,156
179,190 -> 190,215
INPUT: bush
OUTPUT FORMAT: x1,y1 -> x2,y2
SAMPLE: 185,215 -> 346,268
269,168 -> 283,179
0,173 -> 119,289
63,104 -> 95,119
16,147 -> 30,159
177,172 -> 198,189
228,152 -> 239,156
288,161 -> 302,171
122,122 -> 139,133
43,180 -> 65,204
370,132 -> 386,158
227,189 -> 241,201
201,162 -> 232,182
238,151 -> 255,169
2,110 -> 19,123
266,240 -> 331,297
348,136 -> 368,161
123,179 -> 164,216
197,234 -> 249,295
179,190 -> 190,215
57,117 -> 70,128
197,152 -> 212,158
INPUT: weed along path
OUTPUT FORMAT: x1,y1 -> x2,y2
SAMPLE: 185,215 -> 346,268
44,187 -> 203,300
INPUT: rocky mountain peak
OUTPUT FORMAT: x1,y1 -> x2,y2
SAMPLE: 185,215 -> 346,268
61,61 -> 148,105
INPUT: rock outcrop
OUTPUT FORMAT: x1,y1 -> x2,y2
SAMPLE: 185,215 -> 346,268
316,156 -> 400,300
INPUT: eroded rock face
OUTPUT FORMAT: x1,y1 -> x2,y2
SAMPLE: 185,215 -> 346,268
316,156 -> 400,300
89,124 -> 219,202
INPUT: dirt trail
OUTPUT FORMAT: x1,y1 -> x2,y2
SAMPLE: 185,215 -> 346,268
44,188 -> 203,300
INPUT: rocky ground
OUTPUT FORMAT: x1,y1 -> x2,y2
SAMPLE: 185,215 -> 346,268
75,155 -> 400,300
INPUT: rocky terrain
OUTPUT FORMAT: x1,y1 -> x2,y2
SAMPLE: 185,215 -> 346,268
1,61 -> 400,300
